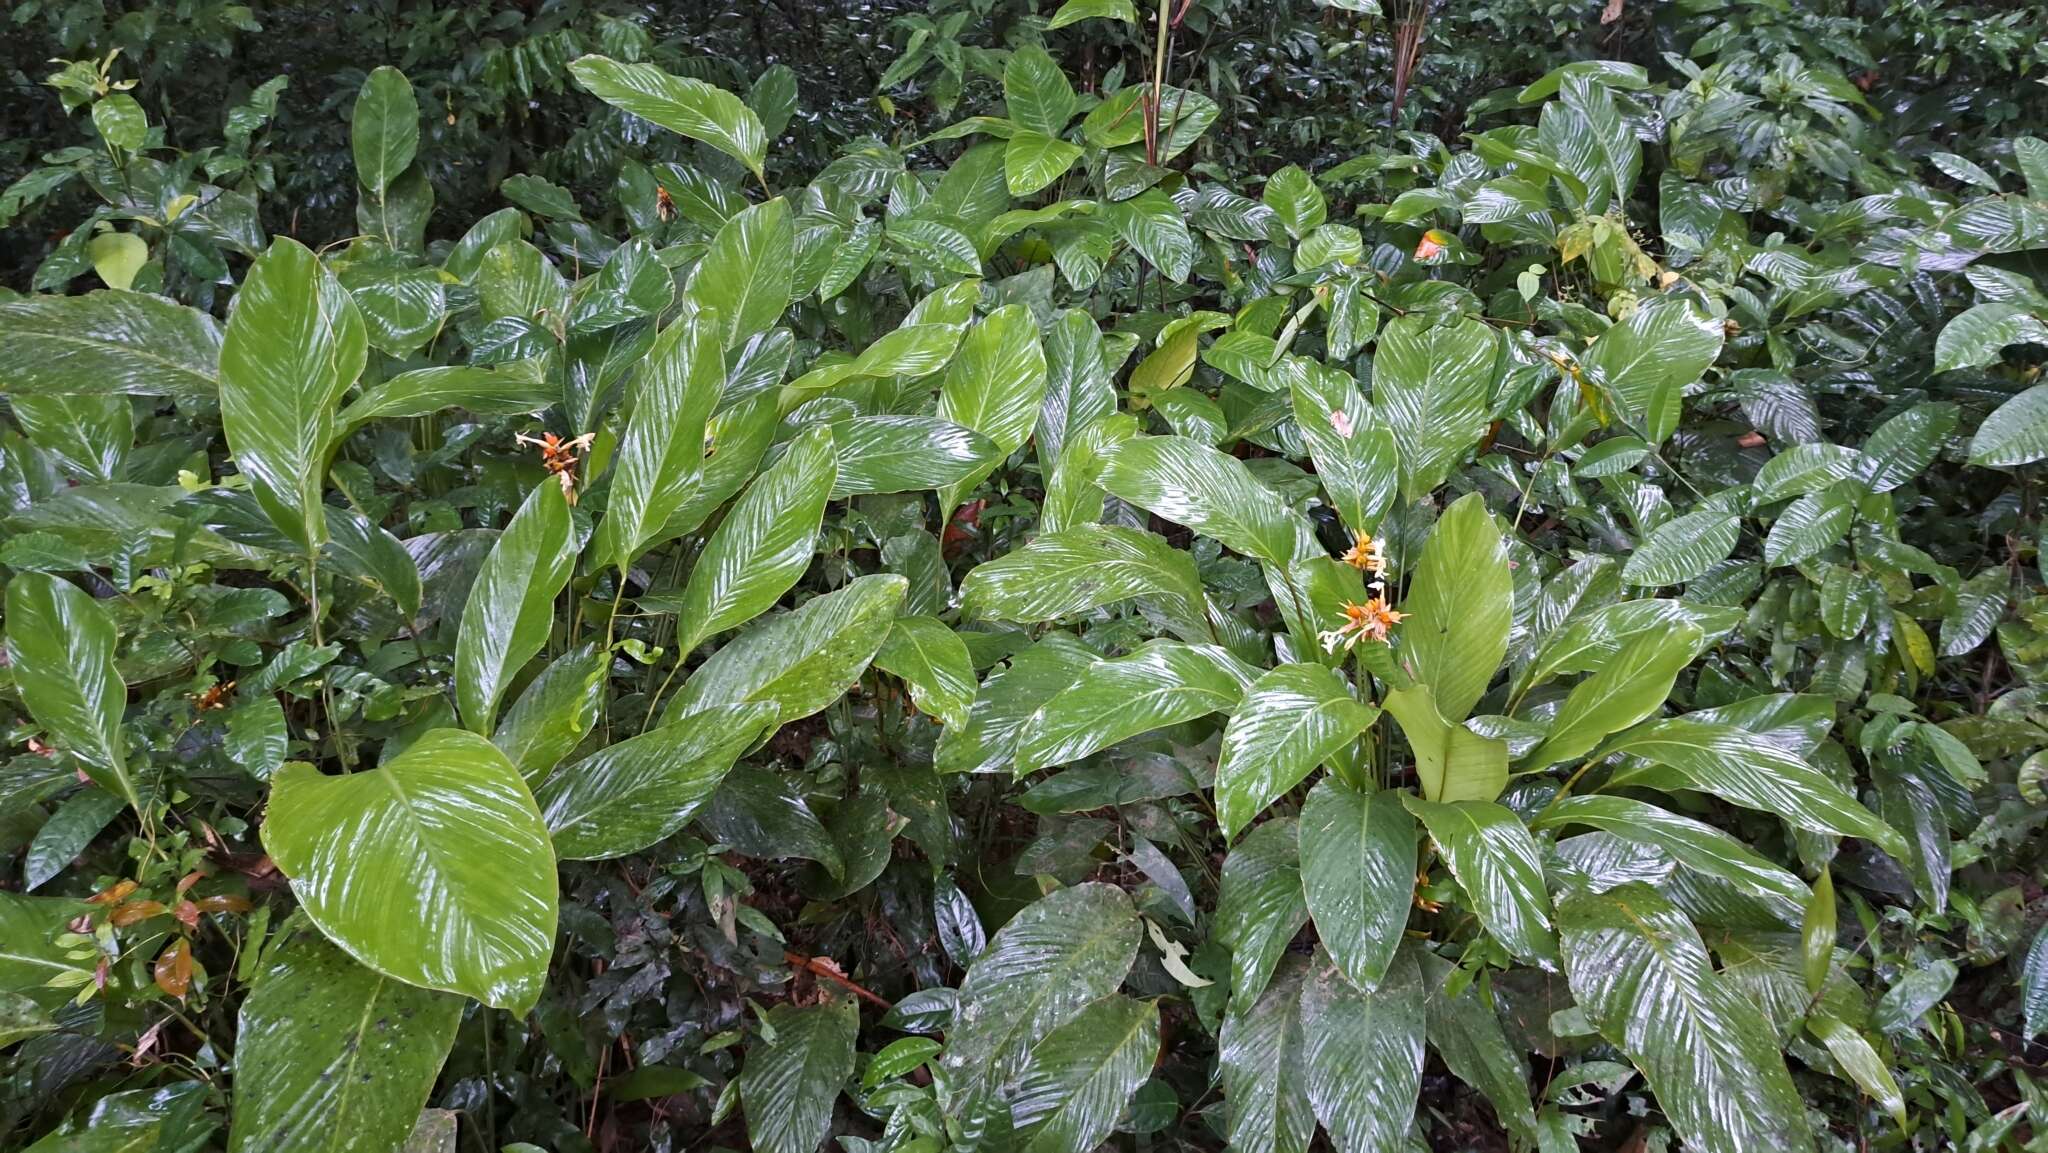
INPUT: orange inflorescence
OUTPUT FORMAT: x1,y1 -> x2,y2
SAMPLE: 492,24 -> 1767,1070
517,431 -> 596,504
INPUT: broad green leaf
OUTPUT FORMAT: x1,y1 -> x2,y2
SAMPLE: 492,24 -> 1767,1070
263,729 -> 558,1013
1536,796 -> 1808,919
941,883 -> 1142,1105
1374,314 -> 1499,501
455,482 -> 575,734
960,524 -> 1205,637
1807,1015 -> 1906,1130
1218,958 -> 1314,1153
1940,566 -> 2009,657
1581,296 -> 1724,443
4,573 -> 136,811
493,643 -> 604,783
1013,641 -> 1257,774
568,55 -> 767,182
1216,663 -> 1379,840
1261,166 -> 1325,240
339,363 -> 555,429
1859,403 -> 1957,492
1011,995 -> 1160,1153
1098,435 -> 1316,566
1048,0 -> 1139,27
674,426 -> 837,654
0,291 -> 221,399
937,304 -> 1049,511
1752,442 -> 1867,502
1763,488 -> 1853,567
1515,598 -> 1738,694
666,574 -> 907,726
1558,884 -> 1813,1153
228,923 -> 461,1153
1398,492 -> 1512,721
591,305 -> 724,570
1005,131 -> 1084,195
934,634 -> 1097,775
352,67 -> 419,195
827,415 -> 995,498
1601,718 -> 1907,857
0,892 -> 94,1007
1524,623 -> 1700,767
688,197 -> 793,352
1419,951 -> 1539,1147
1872,958 -> 1956,1033
818,217 -> 882,301
1382,685 -> 1509,804
875,615 -> 977,729
1004,44 -> 1076,137
1935,302 -> 2048,374
1291,368 -> 1397,533
92,93 -> 147,151
1621,509 -> 1740,586
739,995 -> 859,1153
1969,383 -> 2048,467
537,702 -> 777,859
25,790 -> 123,890
1299,778 -> 1417,991
219,238 -> 368,548
339,263 -> 443,355
886,217 -> 983,276
1300,944 -> 1425,1153
1102,189 -> 1195,282
702,767 -> 841,874
1404,797 -> 1556,967
1216,818 -> 1309,1007
1037,310 -> 1116,461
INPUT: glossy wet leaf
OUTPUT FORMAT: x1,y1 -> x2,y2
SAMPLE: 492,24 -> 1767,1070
1580,296 -> 1724,442
454,482 -> 575,734
538,702 -> 778,860
1218,958 -> 1315,1153
1968,383 -> 2048,467
1010,995 -> 1159,1153
874,615 -> 977,729
827,415 -> 996,498
935,304 -> 1048,511
674,425 -> 836,654
1215,663 -> 1378,840
960,524 -> 1205,637
1398,492 -> 1512,721
1536,796 -> 1808,919
1216,818 -> 1309,1007
352,67 -> 419,195
1405,797 -> 1556,967
1622,509 -> 1741,587
666,574 -> 906,726
0,291 -> 221,399
1374,314 -> 1498,502
739,995 -> 859,1153
689,197 -> 793,352
1524,622 -> 1700,767
1300,944 -> 1425,1153
491,644 -> 606,784
1098,435 -> 1315,566
591,305 -> 723,570
568,55 -> 766,182
1382,685 -> 1510,804
4,572 -> 136,810
1012,641 -> 1257,774
1299,778 -> 1417,991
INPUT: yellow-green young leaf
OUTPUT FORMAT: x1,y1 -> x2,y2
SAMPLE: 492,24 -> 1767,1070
1215,664 -> 1379,840
1010,996 -> 1160,1153
1291,366 -> 1397,534
1098,435 -> 1317,567
1003,44 -> 1076,137
1048,0 -> 1139,26
665,574 -> 907,727
1807,1015 -> 1907,1130
4,573 -> 136,811
1523,622 -> 1701,768
1005,131 -> 1084,195
740,995 -> 859,1153
1217,957 -> 1315,1153
538,702 -> 778,860
262,729 -> 558,1014
1299,778 -> 1417,991
1803,867 -> 1838,996
874,615 -> 977,729
1968,383 -> 2048,467
1532,796 -> 1808,921
1580,296 -> 1724,443
591,305 -> 724,570
1300,943 -> 1425,1151
1261,166 -> 1325,240
352,67 -> 419,196
1621,509 -> 1741,587
568,55 -> 767,183
936,304 -> 1048,512
1382,685 -> 1509,804
688,197 -> 793,352
0,290 -> 221,399
1558,884 -> 1813,1153
87,230 -> 146,291
674,426 -> 837,654
493,643 -> 606,784
827,415 -> 997,498
1012,641 -> 1258,775
219,238 -> 368,549
455,482 -> 576,734
1398,492 -> 1512,721
959,523 -> 1206,639
1216,819 -> 1309,1008
227,923 -> 462,1153
1374,313 -> 1499,502
1404,797 -> 1556,967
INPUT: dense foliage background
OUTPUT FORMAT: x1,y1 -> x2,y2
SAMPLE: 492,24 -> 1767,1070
4,1 -> 2048,1151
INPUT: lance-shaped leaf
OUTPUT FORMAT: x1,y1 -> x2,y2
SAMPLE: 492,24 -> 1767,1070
1523,622 -> 1700,768
1622,509 -> 1740,587
1515,598 -> 1740,696
0,291 -> 220,399
936,304 -> 1049,513
219,237 -> 368,548
665,574 -> 906,726
1217,819 -> 1309,1008
1299,778 -> 1417,991
228,923 -> 461,1153
1374,313 -> 1498,502
1535,796 -> 1808,920
1219,957 -> 1315,1153
1600,718 -> 1907,857
1300,944 -> 1426,1153
592,305 -> 724,570
1382,685 -> 1509,804
493,643 -> 605,783
2021,923 -> 2048,1042
1969,383 -> 2048,468
934,634 -> 1098,775
1403,797 -> 1556,967
740,994 -> 859,1153
1581,296 -> 1724,443
262,729 -> 558,1014
568,55 -> 767,183
674,425 -> 837,654
1098,435 -> 1316,566
1102,189 -> 1195,282
1003,43 -> 1076,137
1037,309 -> 1117,463
874,615 -> 977,729
960,524 -> 1206,637
1010,995 -> 1159,1153
1013,641 -> 1258,774
941,883 -> 1142,1104
688,197 -> 793,352
538,702 -> 778,860
340,364 -> 556,429
1558,884 -> 1813,1153
455,482 -> 575,734
1398,492 -> 1512,721
1291,367 -> 1397,533
4,573 -> 136,812
1216,664 -> 1379,840
0,892 -> 95,1008
827,415 -> 996,498
352,66 -> 419,195
1936,303 -> 2048,375
1420,951 -> 1539,1148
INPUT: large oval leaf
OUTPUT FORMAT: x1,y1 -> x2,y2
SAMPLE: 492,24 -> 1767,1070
1403,797 -> 1555,967
538,702 -> 778,860
673,425 -> 837,654
827,415 -> 996,499
1300,944 -> 1426,1153
738,994 -> 859,1153
960,524 -> 1205,639
351,66 -> 419,196
1010,995 -> 1160,1153
1534,795 -> 1808,921
1218,957 -> 1315,1153
1216,818 -> 1309,1007
1299,778 -> 1417,992
1969,383 -> 2048,468
1580,296 -> 1724,443
263,729 -> 558,1013
666,574 -> 906,726
568,55 -> 767,182
1374,313 -> 1498,501
455,481 -> 575,734
591,304 -> 723,571
1098,435 -> 1316,566
688,197 -> 793,352
1215,663 -> 1379,840
3,573 -> 136,811
1012,641 -> 1257,775
0,291 -> 220,399
1523,622 -> 1701,768
1397,492 -> 1512,722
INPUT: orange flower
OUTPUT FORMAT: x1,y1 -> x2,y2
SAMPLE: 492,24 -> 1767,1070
1320,596 -> 1407,652
1340,530 -> 1386,579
